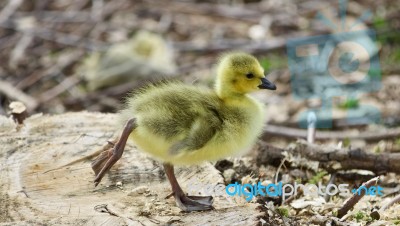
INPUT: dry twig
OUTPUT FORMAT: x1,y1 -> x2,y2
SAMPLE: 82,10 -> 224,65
173,38 -> 286,53
370,193 -> 400,219
0,80 -> 39,111
380,194 -> 400,212
263,124 -> 400,141
39,76 -> 82,103
0,0 -> 23,24
337,177 -> 379,218
257,140 -> 400,174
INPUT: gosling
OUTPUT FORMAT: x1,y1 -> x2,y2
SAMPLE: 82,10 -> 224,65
91,52 -> 276,212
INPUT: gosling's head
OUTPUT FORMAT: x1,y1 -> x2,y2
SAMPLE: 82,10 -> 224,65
215,52 -> 276,97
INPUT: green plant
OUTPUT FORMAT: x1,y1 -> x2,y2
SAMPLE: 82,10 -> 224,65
276,207 -> 289,217
338,98 -> 359,109
309,170 -> 328,184
343,138 -> 351,148
354,211 -> 365,221
354,210 -> 373,222
259,54 -> 287,71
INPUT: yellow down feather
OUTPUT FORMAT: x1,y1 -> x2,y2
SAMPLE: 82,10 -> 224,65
120,52 -> 275,165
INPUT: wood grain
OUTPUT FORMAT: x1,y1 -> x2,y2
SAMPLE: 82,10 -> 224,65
0,112 -> 263,225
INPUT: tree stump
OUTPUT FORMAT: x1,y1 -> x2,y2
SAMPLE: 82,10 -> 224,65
0,112 -> 263,225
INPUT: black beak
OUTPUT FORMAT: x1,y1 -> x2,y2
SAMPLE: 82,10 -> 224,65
258,77 -> 276,90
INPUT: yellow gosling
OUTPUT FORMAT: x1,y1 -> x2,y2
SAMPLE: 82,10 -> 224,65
92,52 -> 276,212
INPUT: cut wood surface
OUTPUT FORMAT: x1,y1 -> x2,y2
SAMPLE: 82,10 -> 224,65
0,112 -> 263,225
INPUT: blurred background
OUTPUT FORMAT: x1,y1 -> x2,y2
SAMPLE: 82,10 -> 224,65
0,0 -> 399,128
1,1 -> 400,224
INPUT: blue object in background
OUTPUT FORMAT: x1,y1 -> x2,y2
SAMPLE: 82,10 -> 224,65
286,0 -> 381,128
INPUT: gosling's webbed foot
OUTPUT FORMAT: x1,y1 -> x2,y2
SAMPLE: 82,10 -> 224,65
186,195 -> 214,206
163,163 -> 214,212
91,146 -> 114,180
92,146 -> 118,187
174,194 -> 214,212
91,118 -> 137,186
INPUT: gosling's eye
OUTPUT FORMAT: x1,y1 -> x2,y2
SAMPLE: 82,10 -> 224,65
246,73 -> 254,79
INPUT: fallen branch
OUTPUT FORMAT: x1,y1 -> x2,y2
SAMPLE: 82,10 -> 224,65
173,38 -> 286,53
9,33 -> 33,69
152,1 -> 262,23
256,140 -> 400,174
337,177 -> 379,218
380,194 -> 400,212
0,22 -> 108,51
370,193 -> 400,220
39,76 -> 82,103
0,80 -> 39,111
263,124 -> 400,141
0,0 -> 23,24
16,50 -> 84,90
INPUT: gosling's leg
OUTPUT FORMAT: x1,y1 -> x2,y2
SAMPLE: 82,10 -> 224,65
92,118 -> 137,186
163,163 -> 214,212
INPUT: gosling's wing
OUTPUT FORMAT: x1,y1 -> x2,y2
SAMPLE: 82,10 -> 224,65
169,106 -> 223,155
